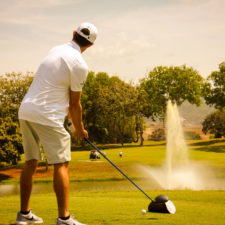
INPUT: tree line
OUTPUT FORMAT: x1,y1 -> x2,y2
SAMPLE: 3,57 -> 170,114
0,62 -> 224,165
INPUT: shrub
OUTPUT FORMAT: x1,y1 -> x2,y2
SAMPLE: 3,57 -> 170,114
149,128 -> 166,141
184,131 -> 201,140
0,117 -> 22,165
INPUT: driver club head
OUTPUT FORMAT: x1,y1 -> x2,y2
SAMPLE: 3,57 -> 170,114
148,195 -> 176,214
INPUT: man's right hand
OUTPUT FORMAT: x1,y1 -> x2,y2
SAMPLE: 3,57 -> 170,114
74,128 -> 88,140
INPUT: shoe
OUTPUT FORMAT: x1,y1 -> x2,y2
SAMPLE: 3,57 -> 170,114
15,210 -> 43,224
57,216 -> 86,225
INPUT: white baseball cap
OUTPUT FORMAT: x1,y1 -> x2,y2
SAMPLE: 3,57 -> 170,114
76,22 -> 98,44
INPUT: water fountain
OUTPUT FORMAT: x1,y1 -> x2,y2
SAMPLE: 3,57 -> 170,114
138,100 -> 221,190
165,100 -> 200,189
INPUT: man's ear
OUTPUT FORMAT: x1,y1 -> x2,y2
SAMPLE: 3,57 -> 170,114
73,30 -> 76,39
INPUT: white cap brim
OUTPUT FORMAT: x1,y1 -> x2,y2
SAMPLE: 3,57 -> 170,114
76,22 -> 98,43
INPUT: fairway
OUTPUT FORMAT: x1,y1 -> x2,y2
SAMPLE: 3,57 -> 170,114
0,190 -> 225,225
0,139 -> 225,225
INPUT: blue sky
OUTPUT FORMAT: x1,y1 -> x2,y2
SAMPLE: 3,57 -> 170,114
1,0 -> 225,82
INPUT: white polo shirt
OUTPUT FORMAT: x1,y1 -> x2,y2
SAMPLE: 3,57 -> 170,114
19,41 -> 88,127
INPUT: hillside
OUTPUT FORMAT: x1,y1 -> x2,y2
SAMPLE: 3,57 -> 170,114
145,101 -> 215,126
178,101 -> 215,126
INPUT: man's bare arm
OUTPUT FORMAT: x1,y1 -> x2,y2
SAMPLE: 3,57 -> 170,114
69,90 -> 88,140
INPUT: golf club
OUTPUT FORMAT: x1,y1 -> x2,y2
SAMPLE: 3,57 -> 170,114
84,137 -> 176,214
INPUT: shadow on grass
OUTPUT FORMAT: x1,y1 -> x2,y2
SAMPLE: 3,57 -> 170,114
189,139 -> 225,153
71,142 -> 166,152
111,217 -> 159,222
190,139 -> 225,146
0,163 -> 23,171
0,173 -> 11,182
193,145 -> 225,153
146,218 -> 159,220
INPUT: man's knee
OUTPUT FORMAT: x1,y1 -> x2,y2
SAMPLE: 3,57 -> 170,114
53,162 -> 69,186
23,159 -> 38,174
54,162 -> 69,169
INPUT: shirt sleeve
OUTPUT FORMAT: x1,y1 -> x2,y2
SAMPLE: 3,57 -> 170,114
70,62 -> 88,92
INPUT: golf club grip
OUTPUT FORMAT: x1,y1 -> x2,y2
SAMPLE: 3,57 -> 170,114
84,137 -> 153,201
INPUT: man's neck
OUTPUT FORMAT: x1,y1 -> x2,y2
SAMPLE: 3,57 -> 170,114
72,40 -> 86,53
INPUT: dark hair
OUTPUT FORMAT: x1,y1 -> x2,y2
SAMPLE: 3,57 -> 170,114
73,28 -> 92,47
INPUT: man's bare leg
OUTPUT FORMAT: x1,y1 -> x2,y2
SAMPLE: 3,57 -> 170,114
53,162 -> 70,218
20,159 -> 38,212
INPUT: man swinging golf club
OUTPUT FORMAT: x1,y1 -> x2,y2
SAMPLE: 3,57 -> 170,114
16,22 -> 97,225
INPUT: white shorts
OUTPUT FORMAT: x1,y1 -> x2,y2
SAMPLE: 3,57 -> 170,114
19,120 -> 71,164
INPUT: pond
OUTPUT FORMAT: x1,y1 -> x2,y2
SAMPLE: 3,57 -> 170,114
0,179 -> 161,196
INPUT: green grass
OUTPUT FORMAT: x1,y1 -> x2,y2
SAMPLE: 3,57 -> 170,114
0,139 -> 225,224
1,139 -> 224,184
0,190 -> 224,225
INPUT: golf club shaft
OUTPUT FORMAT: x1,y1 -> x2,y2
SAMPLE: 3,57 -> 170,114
84,137 -> 153,201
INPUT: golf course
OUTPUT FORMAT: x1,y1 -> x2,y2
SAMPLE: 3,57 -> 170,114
0,139 -> 224,225
1,0 -> 225,224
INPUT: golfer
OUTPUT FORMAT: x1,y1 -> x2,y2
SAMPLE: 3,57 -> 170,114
16,22 -> 97,225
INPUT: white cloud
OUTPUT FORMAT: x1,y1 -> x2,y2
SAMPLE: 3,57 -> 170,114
0,0 -> 224,81
17,0 -> 84,8
85,0 -> 224,81
93,32 -> 155,55
178,0 -> 194,3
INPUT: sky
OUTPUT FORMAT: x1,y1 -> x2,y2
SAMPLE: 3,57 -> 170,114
0,0 -> 225,82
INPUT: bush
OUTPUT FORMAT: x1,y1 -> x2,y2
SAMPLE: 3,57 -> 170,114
0,117 -> 22,165
149,128 -> 166,141
0,72 -> 33,165
184,131 -> 201,140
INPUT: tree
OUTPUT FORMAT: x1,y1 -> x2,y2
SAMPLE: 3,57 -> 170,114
0,72 -> 33,122
81,72 -> 111,143
203,61 -> 225,109
132,87 -> 148,145
105,78 -> 137,146
202,109 -> 225,138
0,72 -> 33,165
81,72 -> 142,145
140,65 -> 204,120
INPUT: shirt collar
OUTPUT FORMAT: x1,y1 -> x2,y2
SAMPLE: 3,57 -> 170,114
67,41 -> 81,53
